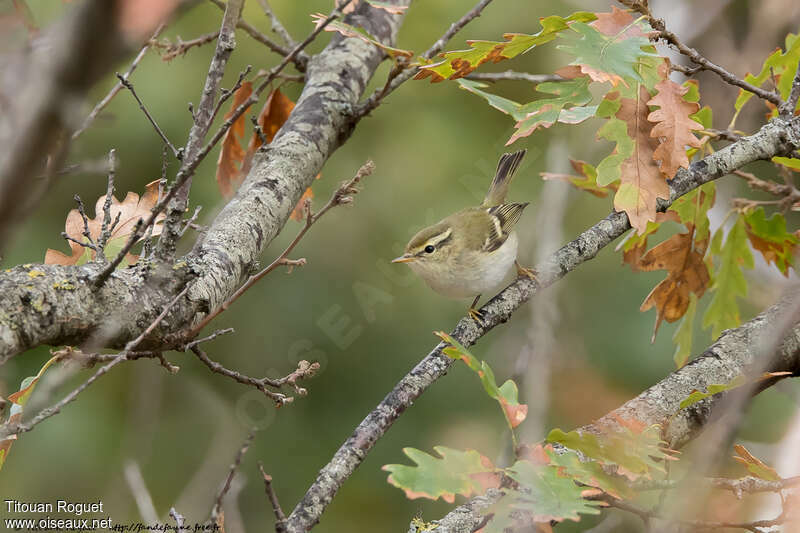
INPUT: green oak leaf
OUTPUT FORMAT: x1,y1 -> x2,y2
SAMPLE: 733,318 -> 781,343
506,460 -> 604,522
742,207 -> 798,276
416,12 -> 597,82
703,216 -> 754,338
557,22 -> 659,87
672,292 -> 698,368
383,446 -> 497,503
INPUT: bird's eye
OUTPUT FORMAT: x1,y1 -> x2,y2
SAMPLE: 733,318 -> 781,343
424,245 -> 435,254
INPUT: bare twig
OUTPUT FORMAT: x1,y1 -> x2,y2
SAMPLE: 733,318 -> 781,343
464,71 -> 564,84
117,74 -> 181,159
635,476 -> 800,499
210,66 -> 252,127
183,327 -> 235,351
189,347 -> 289,404
169,508 -> 186,530
258,462 -> 288,533
733,169 -> 800,211
155,0 -> 244,262
179,206 -> 204,237
152,31 -> 220,61
72,23 -> 166,140
250,115 -> 268,145
207,0 -> 307,70
258,0 -> 298,48
603,495 -> 786,532
355,0 -> 496,118
188,160 -> 374,335
95,149 -> 117,260
0,286 -> 190,439
210,432 -> 256,524
92,219 -> 143,287
620,0 -> 783,107
73,194 -> 94,246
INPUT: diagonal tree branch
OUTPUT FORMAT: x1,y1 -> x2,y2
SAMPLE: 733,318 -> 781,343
0,1 -> 410,361
410,290 -> 800,532
282,115 -> 800,532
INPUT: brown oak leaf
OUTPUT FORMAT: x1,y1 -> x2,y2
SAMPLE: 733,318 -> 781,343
615,85 -> 669,234
45,181 -> 164,266
647,68 -> 703,178
216,81 -> 253,198
638,228 -> 710,340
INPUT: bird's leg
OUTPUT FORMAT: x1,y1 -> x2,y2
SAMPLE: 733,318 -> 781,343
515,260 -> 540,283
468,294 -> 484,324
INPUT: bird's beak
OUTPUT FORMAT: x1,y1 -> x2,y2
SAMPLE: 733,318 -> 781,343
391,254 -> 416,264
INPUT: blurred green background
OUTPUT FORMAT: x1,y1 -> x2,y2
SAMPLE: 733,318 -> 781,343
2,0 -> 800,531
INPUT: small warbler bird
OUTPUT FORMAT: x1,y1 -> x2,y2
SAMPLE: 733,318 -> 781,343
392,150 -> 535,322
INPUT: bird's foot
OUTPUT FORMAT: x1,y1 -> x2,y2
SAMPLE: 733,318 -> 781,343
515,260 -> 540,283
468,294 -> 484,324
468,307 -> 485,325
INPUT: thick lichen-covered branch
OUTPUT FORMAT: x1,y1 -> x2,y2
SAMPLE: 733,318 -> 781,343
0,1 -> 409,361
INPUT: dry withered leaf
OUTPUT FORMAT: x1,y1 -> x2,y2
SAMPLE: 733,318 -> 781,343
615,86 -> 669,234
216,81 -> 253,198
241,88 -> 295,175
45,181 -> 164,266
638,228 -> 710,340
591,6 -> 653,39
647,65 -> 703,178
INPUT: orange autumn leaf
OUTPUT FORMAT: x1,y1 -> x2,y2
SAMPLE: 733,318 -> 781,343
637,228 -> 710,340
614,85 -> 669,234
241,88 -> 295,176
216,81 -> 253,198
591,6 -> 653,39
647,64 -> 704,178
45,181 -> 164,266
291,187 -> 314,222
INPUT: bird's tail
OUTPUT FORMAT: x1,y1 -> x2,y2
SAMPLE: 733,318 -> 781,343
482,150 -> 527,207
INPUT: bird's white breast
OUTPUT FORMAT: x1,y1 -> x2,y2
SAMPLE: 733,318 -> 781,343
410,231 -> 518,299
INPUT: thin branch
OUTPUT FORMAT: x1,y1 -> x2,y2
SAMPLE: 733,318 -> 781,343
188,160 -> 374,336
355,0 -> 495,118
258,462 -> 288,533
0,286 -> 190,439
183,327 -> 235,351
189,347 -> 289,404
169,508 -> 186,530
620,0 -> 783,107
464,71 -> 564,84
95,149 -> 117,260
210,65 -> 252,127
179,205 -> 204,237
152,31 -> 220,62
73,23 -> 165,140
207,0 -> 307,70
155,0 -> 244,262
635,476 -> 800,499
73,194 -> 94,246
117,74 -> 181,159
258,0 -> 298,47
210,432 -> 256,524
604,496 -> 786,532
92,219 -> 143,288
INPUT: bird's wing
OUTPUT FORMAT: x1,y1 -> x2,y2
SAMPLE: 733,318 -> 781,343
482,202 -> 529,252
